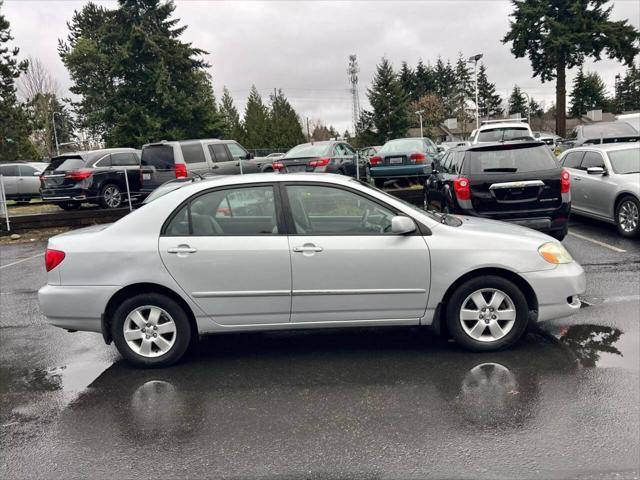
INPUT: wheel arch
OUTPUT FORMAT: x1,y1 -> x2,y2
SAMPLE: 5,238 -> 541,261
102,282 -> 198,345
432,267 -> 539,337
614,191 -> 639,216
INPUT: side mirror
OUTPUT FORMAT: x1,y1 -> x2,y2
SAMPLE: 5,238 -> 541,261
587,166 -> 606,175
33,171 -> 42,176
391,216 -> 416,235
245,152 -> 254,160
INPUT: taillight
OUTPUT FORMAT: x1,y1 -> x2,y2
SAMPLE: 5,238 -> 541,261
272,162 -> 285,171
454,177 -> 471,201
410,153 -> 426,163
45,249 -> 65,272
561,168 -> 570,193
370,156 -> 382,165
64,170 -> 93,181
175,163 -> 187,178
309,157 -> 330,168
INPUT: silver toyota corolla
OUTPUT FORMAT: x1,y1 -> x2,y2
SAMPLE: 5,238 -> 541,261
560,143 -> 640,238
38,174 -> 585,367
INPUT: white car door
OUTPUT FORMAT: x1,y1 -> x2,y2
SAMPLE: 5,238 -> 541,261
159,184 -> 292,326
579,151 -> 617,218
284,183 -> 431,323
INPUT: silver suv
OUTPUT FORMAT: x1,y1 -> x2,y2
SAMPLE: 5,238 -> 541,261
140,139 -> 275,194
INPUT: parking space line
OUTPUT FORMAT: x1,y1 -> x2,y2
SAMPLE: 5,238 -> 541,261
0,253 -> 44,270
568,232 -> 627,253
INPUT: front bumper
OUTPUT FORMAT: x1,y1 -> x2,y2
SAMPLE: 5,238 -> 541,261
370,165 -> 430,178
38,284 -> 121,333
522,261 -> 586,322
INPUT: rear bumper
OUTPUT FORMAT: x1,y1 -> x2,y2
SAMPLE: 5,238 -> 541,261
41,187 -> 90,202
522,262 -> 586,322
461,204 -> 570,233
38,284 -> 120,333
370,165 -> 430,178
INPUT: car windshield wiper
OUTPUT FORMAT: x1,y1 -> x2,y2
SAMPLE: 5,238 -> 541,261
483,167 -> 518,172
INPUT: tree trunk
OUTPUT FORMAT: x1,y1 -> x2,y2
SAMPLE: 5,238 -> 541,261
556,60 -> 566,137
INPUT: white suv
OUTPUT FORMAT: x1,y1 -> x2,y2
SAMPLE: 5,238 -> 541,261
470,120 -> 534,144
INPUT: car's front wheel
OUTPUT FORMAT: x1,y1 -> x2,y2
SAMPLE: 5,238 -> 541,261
446,276 -> 529,351
111,293 -> 192,367
616,195 -> 639,238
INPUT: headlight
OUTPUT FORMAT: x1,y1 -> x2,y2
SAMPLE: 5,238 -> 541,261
538,242 -> 573,264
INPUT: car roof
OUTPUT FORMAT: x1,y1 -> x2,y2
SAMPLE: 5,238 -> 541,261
477,122 -> 531,130
448,140 -> 545,152
142,139 -> 239,147
565,143 -> 640,153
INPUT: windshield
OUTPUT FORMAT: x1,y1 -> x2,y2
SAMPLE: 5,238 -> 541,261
380,139 -> 425,153
583,122 -> 638,138
608,148 -> 640,174
284,143 -> 330,158
477,127 -> 531,142
466,145 -> 559,174
45,156 -> 85,173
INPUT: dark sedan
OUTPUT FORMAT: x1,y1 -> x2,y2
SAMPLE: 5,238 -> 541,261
274,141 -> 361,177
369,137 -> 438,188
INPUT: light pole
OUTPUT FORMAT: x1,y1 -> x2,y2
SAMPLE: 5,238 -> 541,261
415,110 -> 424,138
52,111 -> 60,156
467,53 -> 483,129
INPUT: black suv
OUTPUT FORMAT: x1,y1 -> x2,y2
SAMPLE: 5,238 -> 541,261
424,141 -> 570,240
40,148 -> 141,210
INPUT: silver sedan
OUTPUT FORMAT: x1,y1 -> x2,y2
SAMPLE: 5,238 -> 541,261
39,174 -> 585,367
560,144 -> 640,237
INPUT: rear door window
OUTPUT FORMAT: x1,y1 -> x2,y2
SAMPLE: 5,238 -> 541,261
180,143 -> 206,164
111,152 -> 139,166
141,145 -> 175,170
562,151 -> 585,169
466,145 -> 559,174
208,144 -> 232,163
0,165 -> 19,176
94,155 -> 111,167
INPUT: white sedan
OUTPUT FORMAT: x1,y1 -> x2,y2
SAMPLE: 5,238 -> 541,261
39,174 -> 585,367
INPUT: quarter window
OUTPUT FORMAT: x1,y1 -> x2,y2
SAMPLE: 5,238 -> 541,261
0,165 -> 19,176
164,186 -> 278,236
180,143 -> 206,164
286,185 -> 397,235
111,153 -> 139,166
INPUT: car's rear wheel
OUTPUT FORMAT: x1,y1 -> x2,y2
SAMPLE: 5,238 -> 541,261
446,276 -> 529,351
58,201 -> 81,210
111,293 -> 192,367
616,195 -> 639,238
100,183 -> 123,209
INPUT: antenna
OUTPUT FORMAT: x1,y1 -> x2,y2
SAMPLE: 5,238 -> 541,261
347,55 -> 360,136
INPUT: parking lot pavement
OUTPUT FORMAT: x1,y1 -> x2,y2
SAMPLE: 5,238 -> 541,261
1,217 -> 638,479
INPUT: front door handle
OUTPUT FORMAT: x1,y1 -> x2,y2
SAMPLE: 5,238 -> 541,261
167,245 -> 197,254
293,245 -> 323,253
574,177 -> 582,181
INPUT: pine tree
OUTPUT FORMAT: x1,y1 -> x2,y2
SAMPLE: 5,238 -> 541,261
414,59 -> 435,100
399,61 -> 416,99
354,110 -> 378,147
453,53 -> 474,132
367,58 -> 410,142
508,85 -> 527,118
618,63 -> 640,112
434,57 -> 457,117
219,87 -> 242,140
476,63 -> 503,119
569,67 -> 608,117
268,89 -> 305,149
241,86 -> 269,148
0,3 -> 37,160
59,0 -> 226,147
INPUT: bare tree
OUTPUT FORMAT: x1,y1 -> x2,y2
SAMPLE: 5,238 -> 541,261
18,56 -> 58,101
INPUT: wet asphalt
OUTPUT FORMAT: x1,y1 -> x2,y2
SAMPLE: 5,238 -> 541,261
0,215 -> 639,479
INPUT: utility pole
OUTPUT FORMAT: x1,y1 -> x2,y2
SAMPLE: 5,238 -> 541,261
347,55 -> 361,137
52,111 -> 60,156
415,110 -> 424,138
467,53 -> 483,130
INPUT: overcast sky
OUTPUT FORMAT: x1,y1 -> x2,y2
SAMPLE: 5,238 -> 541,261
5,0 -> 640,134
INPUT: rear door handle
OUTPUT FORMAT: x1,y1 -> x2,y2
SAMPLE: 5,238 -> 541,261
167,245 -> 197,254
293,245 -> 323,253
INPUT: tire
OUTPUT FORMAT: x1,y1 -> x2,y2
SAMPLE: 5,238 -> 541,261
615,195 -> 640,238
58,201 -> 81,210
374,178 -> 386,188
111,293 -> 192,367
100,183 -> 123,209
445,275 -> 529,352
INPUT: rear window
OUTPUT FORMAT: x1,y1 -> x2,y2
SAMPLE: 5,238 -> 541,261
465,145 -> 559,174
45,156 -> 86,173
477,127 -> 531,142
583,123 -> 637,138
380,139 -> 426,154
141,145 -> 175,169
608,148 -> 640,174
284,143 -> 330,158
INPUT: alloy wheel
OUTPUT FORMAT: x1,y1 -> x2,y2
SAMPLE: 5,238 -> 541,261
123,305 -> 177,357
618,200 -> 639,233
103,185 -> 122,208
459,288 -> 516,342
